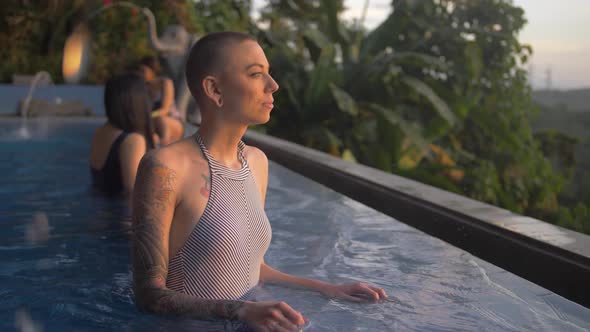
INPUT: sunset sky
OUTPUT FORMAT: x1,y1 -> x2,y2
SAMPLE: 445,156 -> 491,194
254,0 -> 590,90
512,0 -> 590,89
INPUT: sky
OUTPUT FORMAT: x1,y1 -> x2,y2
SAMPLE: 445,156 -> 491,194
512,0 -> 590,90
253,0 -> 590,90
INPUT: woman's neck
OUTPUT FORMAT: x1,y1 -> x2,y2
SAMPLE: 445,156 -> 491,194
197,123 -> 247,169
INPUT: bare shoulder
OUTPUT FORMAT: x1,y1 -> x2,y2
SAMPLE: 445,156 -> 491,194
139,138 -> 194,175
243,145 -> 269,200
243,145 -> 268,169
135,149 -> 178,188
120,132 -> 146,150
161,77 -> 173,86
137,136 -> 207,187
160,77 -> 174,90
124,132 -> 144,142
243,145 -> 269,187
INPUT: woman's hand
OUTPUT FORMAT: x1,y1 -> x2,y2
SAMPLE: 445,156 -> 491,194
320,282 -> 388,302
235,301 -> 307,332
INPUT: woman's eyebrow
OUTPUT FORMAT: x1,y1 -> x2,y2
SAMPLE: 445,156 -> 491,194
245,63 -> 266,71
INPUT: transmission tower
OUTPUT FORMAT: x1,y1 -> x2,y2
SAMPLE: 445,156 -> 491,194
545,66 -> 553,91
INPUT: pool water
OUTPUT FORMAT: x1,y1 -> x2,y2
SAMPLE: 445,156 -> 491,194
1,118 -> 589,331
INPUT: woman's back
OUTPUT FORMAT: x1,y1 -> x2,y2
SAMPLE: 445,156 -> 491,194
90,73 -> 154,196
90,123 -> 146,195
90,124 -> 128,194
138,59 -> 184,145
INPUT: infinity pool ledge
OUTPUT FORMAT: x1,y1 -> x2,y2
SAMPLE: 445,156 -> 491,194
242,128 -> 590,309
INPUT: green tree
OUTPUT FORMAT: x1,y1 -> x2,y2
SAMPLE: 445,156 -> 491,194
259,0 -> 458,192
370,0 -> 563,217
193,0 -> 255,33
86,0 -> 201,83
0,0 -> 201,84
259,0 -> 569,225
3,0 -> 585,234
0,0 -> 80,82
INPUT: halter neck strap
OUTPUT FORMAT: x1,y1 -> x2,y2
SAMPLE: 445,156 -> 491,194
195,132 -> 249,180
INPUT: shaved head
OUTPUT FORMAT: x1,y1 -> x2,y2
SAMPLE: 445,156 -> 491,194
185,31 -> 257,107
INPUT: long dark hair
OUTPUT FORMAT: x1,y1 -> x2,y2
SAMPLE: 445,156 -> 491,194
104,74 -> 155,149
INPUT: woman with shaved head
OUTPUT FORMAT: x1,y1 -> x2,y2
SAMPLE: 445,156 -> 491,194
131,31 -> 386,331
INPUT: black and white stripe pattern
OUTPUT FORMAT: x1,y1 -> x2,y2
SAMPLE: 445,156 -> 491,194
166,132 -> 272,300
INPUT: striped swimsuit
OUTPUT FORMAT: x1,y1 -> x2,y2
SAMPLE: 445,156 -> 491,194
166,133 -> 272,300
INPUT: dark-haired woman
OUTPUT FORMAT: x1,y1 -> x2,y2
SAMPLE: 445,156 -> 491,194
90,73 -> 156,195
139,56 -> 184,145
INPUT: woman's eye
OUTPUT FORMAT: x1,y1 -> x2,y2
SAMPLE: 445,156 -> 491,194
251,72 -> 262,77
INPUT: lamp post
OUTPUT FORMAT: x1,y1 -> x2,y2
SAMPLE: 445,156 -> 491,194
62,1 -> 198,121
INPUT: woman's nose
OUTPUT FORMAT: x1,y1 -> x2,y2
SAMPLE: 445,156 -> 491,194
267,75 -> 279,93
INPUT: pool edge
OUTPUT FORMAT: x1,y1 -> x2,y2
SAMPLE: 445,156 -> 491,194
242,129 -> 590,309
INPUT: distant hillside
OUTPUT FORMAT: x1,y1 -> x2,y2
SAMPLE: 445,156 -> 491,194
531,87 -> 590,147
531,88 -> 590,198
532,88 -> 590,112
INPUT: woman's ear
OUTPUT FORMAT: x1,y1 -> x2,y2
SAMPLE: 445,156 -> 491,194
202,75 -> 223,108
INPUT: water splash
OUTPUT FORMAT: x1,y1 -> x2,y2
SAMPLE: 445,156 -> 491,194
15,126 -> 32,139
25,212 -> 50,245
14,308 -> 43,332
15,71 -> 58,140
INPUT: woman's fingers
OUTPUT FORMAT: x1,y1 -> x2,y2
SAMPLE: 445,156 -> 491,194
351,283 -> 380,300
369,285 -> 388,299
324,282 -> 389,303
340,293 -> 369,302
277,301 -> 306,326
268,321 -> 292,332
270,311 -> 299,331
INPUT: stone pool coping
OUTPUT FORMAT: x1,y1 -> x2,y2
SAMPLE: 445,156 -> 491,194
241,129 -> 590,309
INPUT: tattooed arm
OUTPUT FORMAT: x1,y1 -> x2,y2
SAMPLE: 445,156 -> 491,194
131,153 -> 243,320
132,151 -> 306,330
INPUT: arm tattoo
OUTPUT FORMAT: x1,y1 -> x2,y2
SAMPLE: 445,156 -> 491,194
131,155 -> 244,320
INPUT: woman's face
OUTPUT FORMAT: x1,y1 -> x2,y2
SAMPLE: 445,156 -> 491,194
218,40 -> 279,125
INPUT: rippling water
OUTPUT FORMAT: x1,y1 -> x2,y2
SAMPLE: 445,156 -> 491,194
1,118 -> 589,331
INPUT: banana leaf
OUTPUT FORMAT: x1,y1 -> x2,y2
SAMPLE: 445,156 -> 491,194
303,45 -> 337,109
402,76 -> 456,126
329,83 -> 358,116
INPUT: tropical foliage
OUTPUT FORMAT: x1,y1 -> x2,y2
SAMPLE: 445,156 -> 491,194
256,0 -> 588,233
0,0 -> 201,83
1,0 -> 588,234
